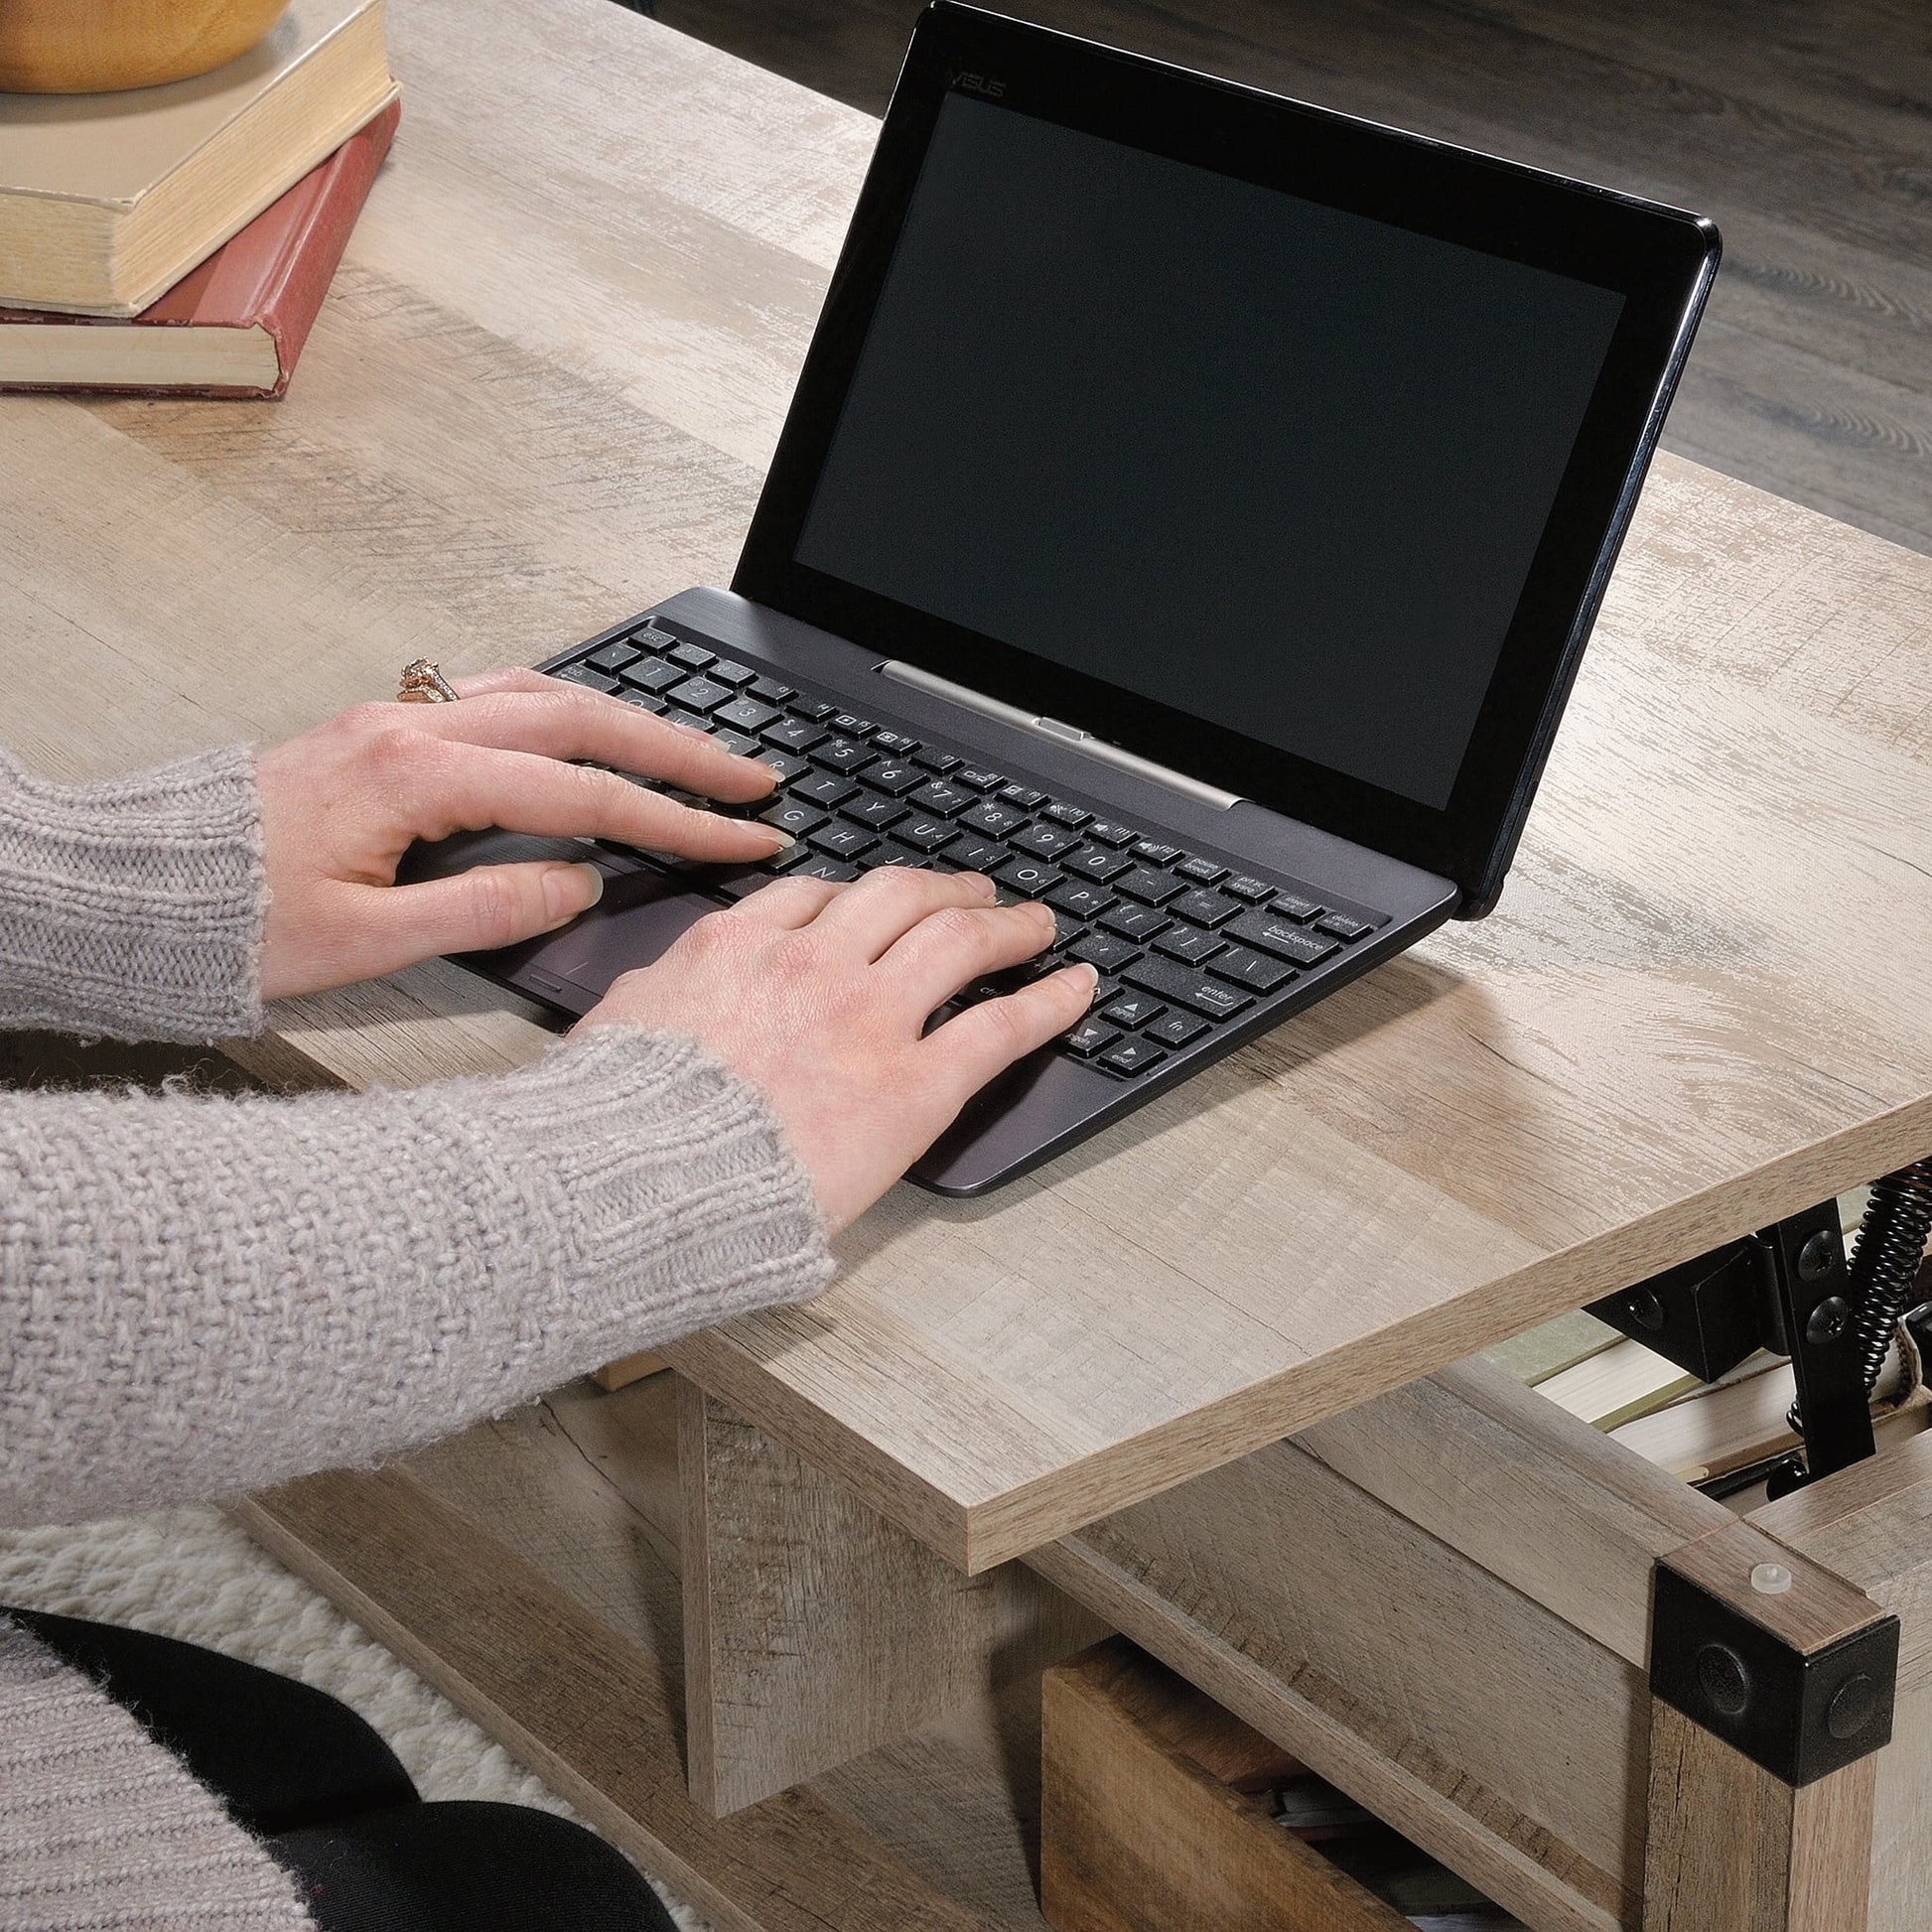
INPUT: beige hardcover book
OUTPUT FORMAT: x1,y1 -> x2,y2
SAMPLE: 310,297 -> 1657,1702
1481,1309 -> 1621,1388
0,0 -> 394,316
1535,1335 -> 1703,1433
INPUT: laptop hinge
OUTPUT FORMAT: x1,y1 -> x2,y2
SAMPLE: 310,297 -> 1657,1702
878,660 -> 1244,811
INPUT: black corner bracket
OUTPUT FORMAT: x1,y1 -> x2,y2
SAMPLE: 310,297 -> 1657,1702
1650,1564 -> 1899,1784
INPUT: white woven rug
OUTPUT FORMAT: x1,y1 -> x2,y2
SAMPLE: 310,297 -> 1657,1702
0,1505 -> 711,1931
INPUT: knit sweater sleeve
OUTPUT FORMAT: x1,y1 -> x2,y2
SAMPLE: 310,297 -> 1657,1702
0,743 -> 834,1529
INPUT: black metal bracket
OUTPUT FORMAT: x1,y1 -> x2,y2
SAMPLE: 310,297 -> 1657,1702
1650,1564 -> 1899,1784
1587,1196 -> 1875,1490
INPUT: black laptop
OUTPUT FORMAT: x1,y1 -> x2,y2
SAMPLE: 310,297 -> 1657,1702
406,2 -> 1720,1194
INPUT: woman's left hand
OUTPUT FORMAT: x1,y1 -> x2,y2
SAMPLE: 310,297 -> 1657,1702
256,666 -> 788,1000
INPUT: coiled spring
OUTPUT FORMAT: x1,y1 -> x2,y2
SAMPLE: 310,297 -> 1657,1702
1850,1160 -> 1932,1397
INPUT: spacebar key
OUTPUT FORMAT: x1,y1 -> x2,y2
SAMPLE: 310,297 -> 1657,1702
1122,954 -> 1254,1020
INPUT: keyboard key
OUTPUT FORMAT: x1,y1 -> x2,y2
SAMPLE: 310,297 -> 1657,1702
943,835 -> 1009,874
1100,902 -> 1170,941
716,869 -> 773,901
792,770 -> 857,807
587,640 -> 641,672
667,642 -> 715,671
1114,867 -> 1185,905
1122,955 -> 1254,1020
913,748 -> 961,773
1085,820 -> 1137,848
908,779 -> 973,817
1063,1019 -> 1122,1058
1132,839 -> 1181,866
619,690 -> 668,713
1045,905 -> 1086,947
668,676 -> 734,715
1048,880 -> 1116,921
762,717 -> 827,753
869,841 -> 929,871
842,790 -> 909,830
1098,1036 -> 1167,1077
1225,876 -> 1274,902
1070,931 -> 1141,973
556,665 -> 620,693
711,696 -> 781,734
708,730 -> 759,758
872,730 -> 918,756
1101,992 -> 1166,1029
760,799 -> 827,838
1268,890 -> 1323,922
1042,801 -> 1091,827
1207,945 -> 1298,994
749,676 -> 794,704
896,814 -> 960,854
1170,888 -> 1241,928
1000,784 -> 1046,808
830,712 -> 876,738
1152,923 -> 1223,965
1145,1009 -> 1209,1047
1225,910 -> 1339,966
793,855 -> 859,883
709,659 -> 758,687
995,856 -> 1063,897
1011,821 -> 1081,860
961,798 -> 1031,839
621,657 -> 684,693
810,822 -> 878,862
1057,846 -> 1129,885
814,738 -> 875,773
759,751 -> 811,783
1176,856 -> 1227,885
793,699 -> 838,721
863,758 -> 924,795
1315,912 -> 1376,941
957,766 -> 1004,793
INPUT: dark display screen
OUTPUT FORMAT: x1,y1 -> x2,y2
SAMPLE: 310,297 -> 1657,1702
793,95 -> 1626,810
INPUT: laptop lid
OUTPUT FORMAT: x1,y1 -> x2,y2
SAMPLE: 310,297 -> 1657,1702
734,2 -> 1720,914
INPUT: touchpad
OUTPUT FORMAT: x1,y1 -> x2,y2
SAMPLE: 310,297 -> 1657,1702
530,870 -> 716,995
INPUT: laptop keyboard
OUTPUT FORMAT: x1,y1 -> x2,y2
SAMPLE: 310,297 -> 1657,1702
552,621 -> 1388,1079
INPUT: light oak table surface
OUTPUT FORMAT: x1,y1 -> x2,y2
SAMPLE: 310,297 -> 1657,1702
5,0 -> 1929,1573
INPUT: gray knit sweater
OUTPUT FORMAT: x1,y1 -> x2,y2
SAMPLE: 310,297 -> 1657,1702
0,744 -> 834,1929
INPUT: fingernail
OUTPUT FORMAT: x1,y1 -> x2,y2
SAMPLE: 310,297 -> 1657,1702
544,862 -> 604,922
970,872 -> 998,898
762,828 -> 797,850
1069,962 -> 1100,998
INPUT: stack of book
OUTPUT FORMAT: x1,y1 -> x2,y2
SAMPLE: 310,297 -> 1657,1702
0,0 -> 398,397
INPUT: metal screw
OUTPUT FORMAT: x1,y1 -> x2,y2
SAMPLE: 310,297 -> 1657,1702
1806,1296 -> 1852,1345
1621,1288 -> 1666,1333
1827,1675 -> 1879,1740
1750,1563 -> 1793,1595
1798,1230 -> 1839,1283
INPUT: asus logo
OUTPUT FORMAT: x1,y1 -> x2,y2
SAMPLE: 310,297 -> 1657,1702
947,68 -> 1007,97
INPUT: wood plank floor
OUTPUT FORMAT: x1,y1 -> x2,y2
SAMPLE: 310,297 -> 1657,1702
643,0 -> 1932,558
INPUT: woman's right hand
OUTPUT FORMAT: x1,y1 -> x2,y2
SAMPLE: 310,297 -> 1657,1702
576,867 -> 1098,1231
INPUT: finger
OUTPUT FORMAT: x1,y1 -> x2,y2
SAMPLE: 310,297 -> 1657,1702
926,963 -> 1101,1100
400,677 -> 777,803
344,860 -> 608,975
398,740 -> 794,863
811,864 -> 998,961
721,875 -> 846,928
878,899 -> 1059,1011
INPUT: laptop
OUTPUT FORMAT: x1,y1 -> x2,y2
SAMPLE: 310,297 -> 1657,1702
403,1 -> 1720,1195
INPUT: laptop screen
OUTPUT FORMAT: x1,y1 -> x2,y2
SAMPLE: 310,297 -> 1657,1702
794,96 -> 1623,811
736,4 -> 1718,909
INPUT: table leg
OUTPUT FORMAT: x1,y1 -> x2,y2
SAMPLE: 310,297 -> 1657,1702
680,1380 -> 1105,1816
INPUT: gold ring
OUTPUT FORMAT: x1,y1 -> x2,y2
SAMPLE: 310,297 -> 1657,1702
396,658 -> 461,703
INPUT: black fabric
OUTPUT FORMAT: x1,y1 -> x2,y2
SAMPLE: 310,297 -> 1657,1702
8,1608 -> 675,1932
272,1802 -> 677,1932
6,1605 -> 419,1835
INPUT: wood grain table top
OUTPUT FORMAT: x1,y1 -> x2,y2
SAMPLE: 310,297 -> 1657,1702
7,0 -> 1928,1571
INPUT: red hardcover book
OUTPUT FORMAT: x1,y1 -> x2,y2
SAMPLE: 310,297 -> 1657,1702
0,97 -> 398,399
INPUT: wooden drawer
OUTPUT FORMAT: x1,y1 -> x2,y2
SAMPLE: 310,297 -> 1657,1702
1042,1636 -> 1450,1932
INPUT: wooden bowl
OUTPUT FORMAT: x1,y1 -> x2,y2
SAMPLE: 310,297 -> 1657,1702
0,0 -> 292,94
